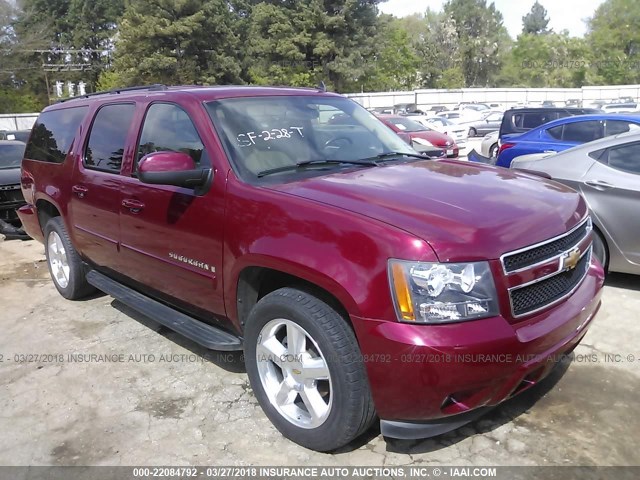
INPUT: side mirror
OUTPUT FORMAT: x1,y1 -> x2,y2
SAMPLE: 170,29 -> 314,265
138,152 -> 211,189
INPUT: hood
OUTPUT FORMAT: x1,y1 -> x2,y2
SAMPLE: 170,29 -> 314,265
267,160 -> 587,262
0,167 -> 20,186
409,130 -> 454,147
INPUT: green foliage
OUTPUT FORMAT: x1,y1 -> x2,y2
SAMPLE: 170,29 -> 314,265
0,87 -> 44,113
443,0 -> 511,87
587,0 -> 640,85
522,1 -> 550,35
352,15 -> 421,91
499,32 -> 589,88
2,0 -> 640,109
245,0 -> 383,92
113,0 -> 243,86
95,69 -> 126,91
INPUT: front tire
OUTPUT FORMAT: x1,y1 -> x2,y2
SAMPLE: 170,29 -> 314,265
244,288 -> 376,451
44,217 -> 95,300
469,127 -> 477,137
592,229 -> 608,272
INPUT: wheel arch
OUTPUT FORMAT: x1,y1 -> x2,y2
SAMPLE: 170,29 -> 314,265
234,263 -> 357,334
35,197 -> 62,235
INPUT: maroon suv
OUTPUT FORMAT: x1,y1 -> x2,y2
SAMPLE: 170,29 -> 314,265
18,85 -> 604,451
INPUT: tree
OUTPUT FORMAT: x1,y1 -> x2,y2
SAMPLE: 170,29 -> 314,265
443,0 -> 511,87
409,10 -> 465,88
522,1 -> 550,35
498,32 -> 588,88
360,15 -> 421,91
113,0 -> 243,86
587,0 -> 640,85
246,0 -> 383,92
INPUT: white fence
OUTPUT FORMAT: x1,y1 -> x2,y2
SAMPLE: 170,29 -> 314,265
0,113 -> 39,132
345,85 -> 640,110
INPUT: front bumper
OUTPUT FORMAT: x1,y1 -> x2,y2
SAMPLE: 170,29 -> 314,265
350,261 -> 604,436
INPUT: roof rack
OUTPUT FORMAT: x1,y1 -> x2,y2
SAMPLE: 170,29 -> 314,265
56,84 -> 168,103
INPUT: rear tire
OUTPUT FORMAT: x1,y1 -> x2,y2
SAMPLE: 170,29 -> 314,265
469,127 -> 477,137
44,217 -> 95,300
244,288 -> 376,451
490,143 -> 499,159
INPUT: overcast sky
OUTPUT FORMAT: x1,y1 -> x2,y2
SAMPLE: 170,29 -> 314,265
378,0 -> 606,38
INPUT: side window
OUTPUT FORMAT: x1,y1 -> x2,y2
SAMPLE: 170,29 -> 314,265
605,143 -> 640,175
137,103 -> 207,167
561,121 -> 604,143
522,113 -> 552,129
84,104 -> 135,173
24,107 -> 88,163
547,125 -> 564,140
605,120 -> 640,136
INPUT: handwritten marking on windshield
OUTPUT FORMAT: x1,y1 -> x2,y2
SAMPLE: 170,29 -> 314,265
238,127 -> 304,147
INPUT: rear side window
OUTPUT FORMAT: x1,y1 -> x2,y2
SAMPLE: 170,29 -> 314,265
604,143 -> 640,175
605,120 -> 640,136
137,103 -> 207,167
562,121 -> 604,143
24,107 -> 88,163
84,104 -> 136,173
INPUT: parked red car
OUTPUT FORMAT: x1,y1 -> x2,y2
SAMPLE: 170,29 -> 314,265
377,114 -> 460,158
19,86 -> 603,451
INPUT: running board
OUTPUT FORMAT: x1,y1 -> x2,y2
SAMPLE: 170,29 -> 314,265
86,270 -> 242,351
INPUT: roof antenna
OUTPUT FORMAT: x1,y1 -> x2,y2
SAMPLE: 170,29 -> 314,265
318,81 -> 327,92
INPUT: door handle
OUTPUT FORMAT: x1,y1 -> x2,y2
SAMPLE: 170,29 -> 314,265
543,150 -> 557,154
122,199 -> 145,213
72,185 -> 88,198
584,180 -> 614,191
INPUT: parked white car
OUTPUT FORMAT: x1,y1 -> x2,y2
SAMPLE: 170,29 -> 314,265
480,131 -> 499,159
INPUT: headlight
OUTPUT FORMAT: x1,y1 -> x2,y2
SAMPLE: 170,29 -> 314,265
389,260 -> 499,324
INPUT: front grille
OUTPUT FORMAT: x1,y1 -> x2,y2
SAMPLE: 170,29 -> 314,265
510,249 -> 591,317
503,220 -> 589,273
0,187 -> 24,205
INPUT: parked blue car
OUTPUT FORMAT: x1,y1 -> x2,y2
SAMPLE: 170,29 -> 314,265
495,114 -> 640,168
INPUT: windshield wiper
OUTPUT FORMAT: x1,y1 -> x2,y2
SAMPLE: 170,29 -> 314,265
366,151 -> 430,161
257,159 -> 379,178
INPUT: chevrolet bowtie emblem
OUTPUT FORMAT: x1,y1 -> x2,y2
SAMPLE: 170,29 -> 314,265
562,248 -> 581,271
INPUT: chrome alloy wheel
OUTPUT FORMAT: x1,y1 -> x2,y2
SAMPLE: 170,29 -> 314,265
47,231 -> 70,289
256,319 -> 333,429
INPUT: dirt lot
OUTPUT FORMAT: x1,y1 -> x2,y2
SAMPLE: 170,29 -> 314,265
0,236 -> 638,467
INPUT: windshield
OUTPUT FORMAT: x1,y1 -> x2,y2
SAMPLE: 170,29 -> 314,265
0,143 -> 25,169
206,96 -> 417,181
384,117 -> 429,133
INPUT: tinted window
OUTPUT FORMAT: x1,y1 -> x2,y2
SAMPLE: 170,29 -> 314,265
606,143 -> 640,174
24,107 -> 88,163
547,125 -> 564,140
562,121 -> 603,143
605,120 -> 640,136
521,113 -> 555,129
138,103 -> 207,167
85,104 -> 135,173
0,143 -> 26,169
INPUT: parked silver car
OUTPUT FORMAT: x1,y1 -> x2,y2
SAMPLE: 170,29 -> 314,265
511,132 -> 640,275
465,111 -> 503,137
